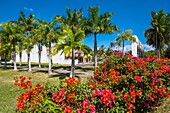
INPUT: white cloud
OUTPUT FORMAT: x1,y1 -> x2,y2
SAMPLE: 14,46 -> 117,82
24,7 -> 34,11
112,45 -> 132,52
143,44 -> 155,52
112,44 -> 155,52
30,8 -> 33,11
24,7 -> 28,10
124,45 -> 132,52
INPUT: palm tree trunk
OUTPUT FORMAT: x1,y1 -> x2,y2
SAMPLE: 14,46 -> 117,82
38,44 -> 41,68
70,49 -> 75,78
19,52 -> 22,67
122,40 -> 124,54
28,53 -> 32,72
94,33 -> 97,70
0,56 -> 1,66
156,32 -> 160,59
48,42 -> 52,76
168,41 -> 170,49
13,48 -> 17,70
4,54 -> 7,69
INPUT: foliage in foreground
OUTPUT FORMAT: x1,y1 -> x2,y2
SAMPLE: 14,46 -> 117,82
14,51 -> 170,113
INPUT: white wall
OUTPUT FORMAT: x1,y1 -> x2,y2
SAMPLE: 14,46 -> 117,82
16,45 -> 78,65
132,35 -> 144,57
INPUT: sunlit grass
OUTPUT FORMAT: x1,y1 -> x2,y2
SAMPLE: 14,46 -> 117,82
0,65 -> 89,113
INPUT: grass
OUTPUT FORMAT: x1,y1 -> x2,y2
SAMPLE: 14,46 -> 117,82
0,62 -> 91,113
0,69 -> 60,113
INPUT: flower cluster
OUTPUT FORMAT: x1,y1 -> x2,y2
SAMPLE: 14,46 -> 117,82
14,76 -> 45,111
14,51 -> 170,113
91,89 -> 115,106
52,86 -> 66,103
14,76 -> 32,89
64,77 -> 81,86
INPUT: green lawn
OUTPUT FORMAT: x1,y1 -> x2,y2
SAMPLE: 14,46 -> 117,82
0,69 -> 60,113
0,65 -> 89,113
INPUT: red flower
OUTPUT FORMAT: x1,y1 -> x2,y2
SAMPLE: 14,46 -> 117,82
123,94 -> 129,100
134,76 -> 142,82
64,106 -> 73,113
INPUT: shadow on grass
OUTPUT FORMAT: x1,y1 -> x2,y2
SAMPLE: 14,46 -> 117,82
48,72 -> 80,80
75,66 -> 94,72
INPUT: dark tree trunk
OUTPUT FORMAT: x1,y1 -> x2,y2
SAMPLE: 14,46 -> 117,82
0,56 -> 1,66
13,47 -> 17,70
94,33 -> 97,70
19,52 -> 22,67
38,44 -> 42,68
70,49 -> 75,78
4,54 -> 7,69
156,33 -> 160,59
48,42 -> 52,76
122,40 -> 124,54
28,53 -> 32,72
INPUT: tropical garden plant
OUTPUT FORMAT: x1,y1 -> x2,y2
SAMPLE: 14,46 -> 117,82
0,21 -> 22,70
114,29 -> 136,54
85,6 -> 119,69
53,25 -> 91,77
14,51 -> 170,113
35,18 -> 60,75
145,10 -> 170,58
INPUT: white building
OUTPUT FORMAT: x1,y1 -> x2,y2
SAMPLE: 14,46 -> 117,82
16,45 -> 79,65
132,35 -> 144,58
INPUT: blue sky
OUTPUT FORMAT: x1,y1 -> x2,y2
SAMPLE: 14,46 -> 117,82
0,0 -> 170,51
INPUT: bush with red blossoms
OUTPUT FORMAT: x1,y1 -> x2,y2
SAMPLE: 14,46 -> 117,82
14,51 -> 170,113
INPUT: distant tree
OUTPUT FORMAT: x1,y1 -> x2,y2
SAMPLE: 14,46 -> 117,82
144,50 -> 156,57
164,48 -> 170,58
98,45 -> 106,59
114,30 -> 136,54
126,50 -> 132,54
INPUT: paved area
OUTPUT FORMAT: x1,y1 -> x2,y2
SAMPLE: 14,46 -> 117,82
0,63 -> 94,77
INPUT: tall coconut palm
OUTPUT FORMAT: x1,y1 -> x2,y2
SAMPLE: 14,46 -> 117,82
145,10 -> 170,58
32,22 -> 45,68
85,6 -> 119,69
0,36 -> 11,69
56,7 -> 85,34
114,30 -> 136,54
37,18 -> 59,76
0,21 -> 22,70
16,12 -> 29,67
53,25 -> 88,77
19,12 -> 36,72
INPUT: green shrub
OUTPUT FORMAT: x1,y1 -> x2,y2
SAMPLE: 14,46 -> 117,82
14,51 -> 170,113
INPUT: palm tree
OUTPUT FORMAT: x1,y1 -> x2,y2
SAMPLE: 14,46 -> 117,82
32,22 -> 45,68
145,10 -> 170,58
0,21 -> 22,70
19,12 -> 36,72
0,35 -> 12,69
37,19 -> 59,76
54,26 -> 88,77
98,45 -> 106,60
16,12 -> 29,67
114,30 -> 136,54
85,6 -> 119,69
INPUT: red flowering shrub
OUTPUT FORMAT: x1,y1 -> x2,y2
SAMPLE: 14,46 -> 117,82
14,51 -> 170,113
